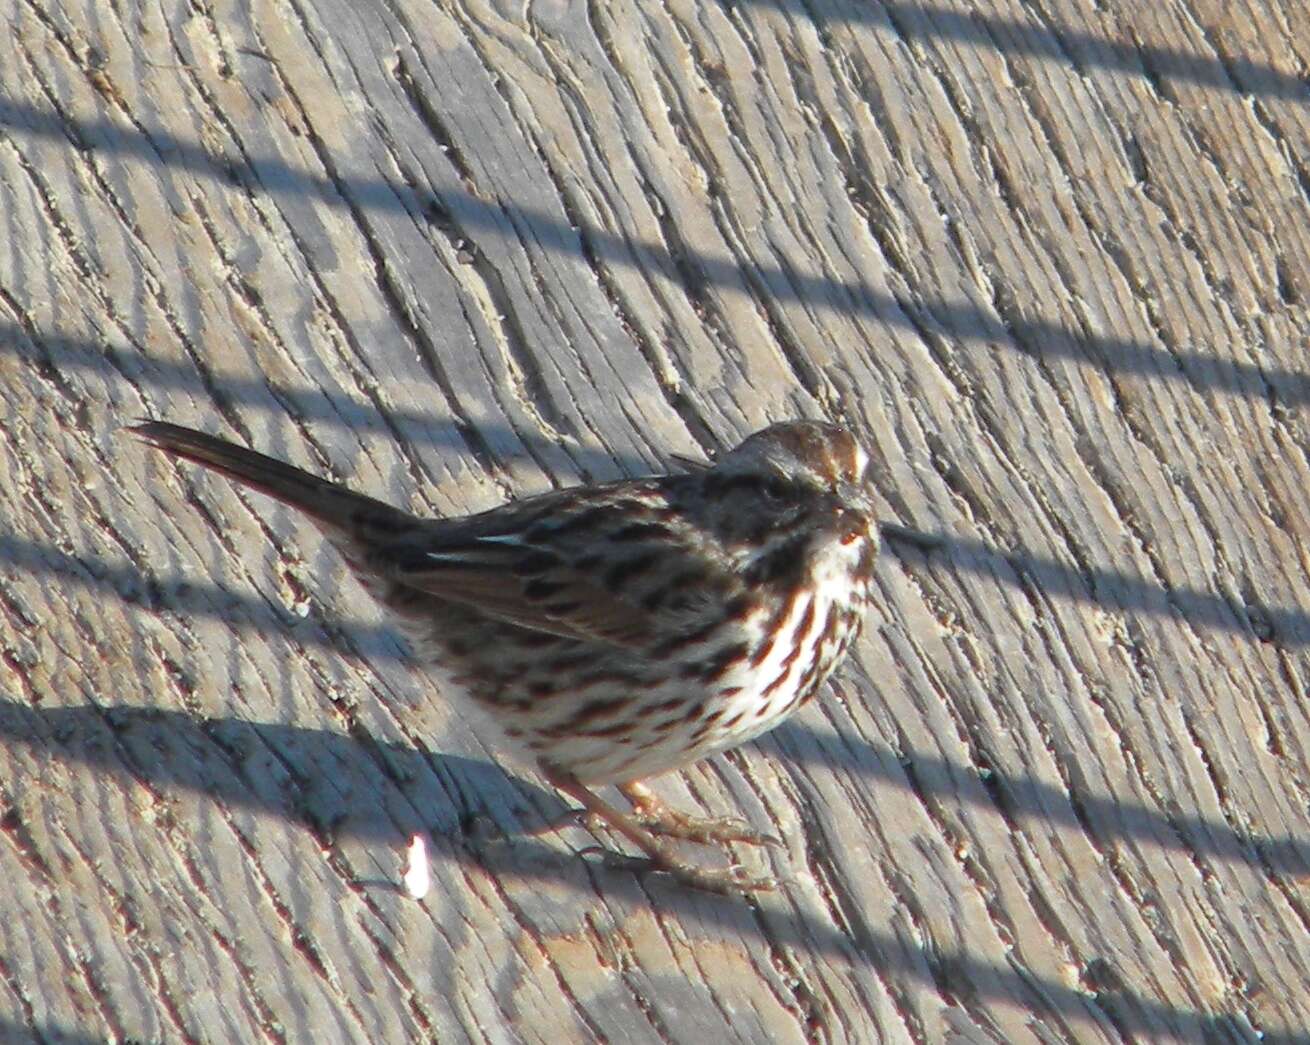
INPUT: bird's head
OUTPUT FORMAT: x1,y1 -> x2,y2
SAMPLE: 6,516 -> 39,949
700,421 -> 878,580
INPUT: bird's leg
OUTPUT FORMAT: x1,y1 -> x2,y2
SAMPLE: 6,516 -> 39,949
617,781 -> 783,849
541,769 -> 777,894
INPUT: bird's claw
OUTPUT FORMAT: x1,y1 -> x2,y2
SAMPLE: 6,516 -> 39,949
632,808 -> 784,850
577,845 -> 778,894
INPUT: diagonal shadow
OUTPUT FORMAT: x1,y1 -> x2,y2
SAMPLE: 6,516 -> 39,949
0,325 -> 658,478
1,696 -> 1300,1040
0,322 -> 476,452
743,0 -> 1310,103
900,530 -> 1310,648
0,1020 -> 105,1045
0,532 -> 410,662
3,515 -> 1304,677
0,698 -> 563,846
768,719 -> 1310,878
2,98 -> 1306,406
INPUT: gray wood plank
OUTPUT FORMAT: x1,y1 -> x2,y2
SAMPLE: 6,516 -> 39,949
2,0 -> 1307,1040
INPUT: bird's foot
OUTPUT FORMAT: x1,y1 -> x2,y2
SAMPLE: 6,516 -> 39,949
542,769 -> 783,894
578,845 -> 778,894
631,805 -> 782,848
619,781 -> 782,848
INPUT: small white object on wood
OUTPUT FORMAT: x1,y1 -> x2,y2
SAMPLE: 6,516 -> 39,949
402,835 -> 429,900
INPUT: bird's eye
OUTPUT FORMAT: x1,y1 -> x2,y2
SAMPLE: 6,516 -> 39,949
762,478 -> 789,501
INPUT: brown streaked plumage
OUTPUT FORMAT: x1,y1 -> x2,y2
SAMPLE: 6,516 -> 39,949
132,419 -> 880,892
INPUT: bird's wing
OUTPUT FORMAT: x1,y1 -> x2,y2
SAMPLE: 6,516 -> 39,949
377,487 -> 724,650
390,536 -> 656,647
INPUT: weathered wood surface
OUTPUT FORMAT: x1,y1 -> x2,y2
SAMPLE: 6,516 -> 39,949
2,0 -> 1308,1040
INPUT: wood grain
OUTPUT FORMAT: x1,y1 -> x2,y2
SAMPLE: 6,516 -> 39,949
2,0 -> 1308,1040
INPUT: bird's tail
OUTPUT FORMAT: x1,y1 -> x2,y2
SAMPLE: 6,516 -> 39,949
130,421 -> 414,536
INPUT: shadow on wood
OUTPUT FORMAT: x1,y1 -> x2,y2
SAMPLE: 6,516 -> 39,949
737,0 -> 1309,100
1,694 -> 1298,1041
2,100 -> 1306,408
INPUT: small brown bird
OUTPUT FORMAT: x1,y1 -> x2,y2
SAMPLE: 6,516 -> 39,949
133,419 -> 879,892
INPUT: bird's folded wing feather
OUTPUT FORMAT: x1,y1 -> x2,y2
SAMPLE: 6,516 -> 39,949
377,530 -> 660,649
